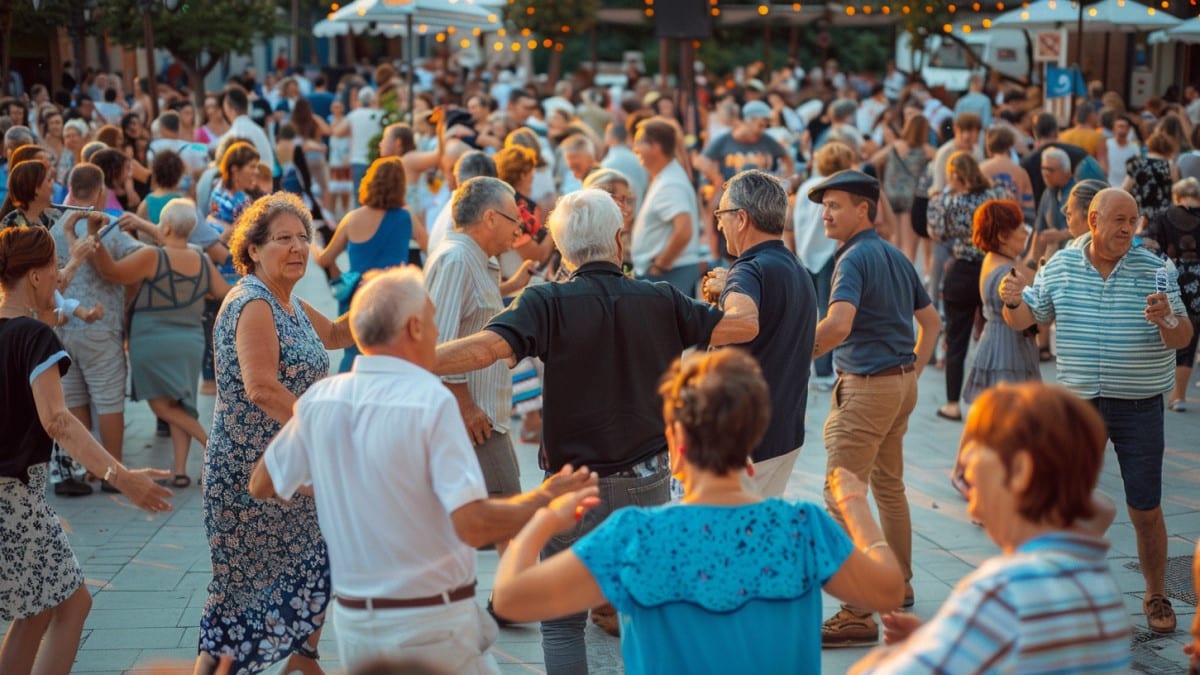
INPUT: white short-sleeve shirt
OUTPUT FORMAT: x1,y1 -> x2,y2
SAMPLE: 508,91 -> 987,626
264,354 -> 487,599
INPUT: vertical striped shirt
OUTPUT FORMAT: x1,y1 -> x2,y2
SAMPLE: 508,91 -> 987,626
859,532 -> 1132,674
424,231 -> 511,434
1021,243 -> 1185,399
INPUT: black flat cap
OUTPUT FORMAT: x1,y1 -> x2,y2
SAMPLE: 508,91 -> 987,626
807,169 -> 880,204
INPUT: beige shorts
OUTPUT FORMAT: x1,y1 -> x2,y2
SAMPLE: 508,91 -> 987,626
59,329 -> 127,415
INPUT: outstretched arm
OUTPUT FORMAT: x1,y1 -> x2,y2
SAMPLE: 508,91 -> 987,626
435,330 -> 514,376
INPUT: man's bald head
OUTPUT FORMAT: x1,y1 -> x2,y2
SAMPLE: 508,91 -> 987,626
1089,187 -> 1137,220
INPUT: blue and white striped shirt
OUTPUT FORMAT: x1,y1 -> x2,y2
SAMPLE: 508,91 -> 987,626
858,532 -> 1132,674
1022,244 -> 1185,399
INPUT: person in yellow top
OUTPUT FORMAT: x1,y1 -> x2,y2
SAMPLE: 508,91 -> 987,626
1059,103 -> 1109,179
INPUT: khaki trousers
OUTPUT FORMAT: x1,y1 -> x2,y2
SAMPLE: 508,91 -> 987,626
823,370 -> 917,583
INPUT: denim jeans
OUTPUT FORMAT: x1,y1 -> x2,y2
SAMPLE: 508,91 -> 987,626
540,464 -> 671,674
641,263 -> 701,298
810,257 -> 835,378
350,162 -> 369,208
1090,395 -> 1164,511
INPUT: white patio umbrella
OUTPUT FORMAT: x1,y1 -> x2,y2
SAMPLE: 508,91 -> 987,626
327,0 -> 503,113
313,19 -> 349,38
1149,17 -> 1200,45
329,0 -> 500,31
991,0 -> 1180,32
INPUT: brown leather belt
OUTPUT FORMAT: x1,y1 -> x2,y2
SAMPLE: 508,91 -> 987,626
837,362 -> 916,379
336,581 -> 477,610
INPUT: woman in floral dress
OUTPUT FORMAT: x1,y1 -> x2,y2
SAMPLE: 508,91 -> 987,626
195,193 -> 353,674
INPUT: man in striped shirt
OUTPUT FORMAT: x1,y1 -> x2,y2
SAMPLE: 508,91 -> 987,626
999,188 -> 1193,634
425,177 -> 526,504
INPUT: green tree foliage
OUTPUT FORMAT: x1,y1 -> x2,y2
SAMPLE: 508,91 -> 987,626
95,0 -> 285,97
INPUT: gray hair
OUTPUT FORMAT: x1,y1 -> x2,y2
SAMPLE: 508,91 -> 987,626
1068,179 -> 1108,213
1172,176 -> 1200,200
725,170 -> 787,235
560,134 -> 595,157
581,168 -> 630,193
547,188 -> 622,270
350,266 -> 427,349
229,192 -> 313,276
4,125 -> 34,152
63,118 -> 90,139
830,99 -> 857,123
1041,147 -> 1070,171
454,151 -> 497,183
81,141 -> 107,163
452,176 -> 514,230
159,197 -> 199,239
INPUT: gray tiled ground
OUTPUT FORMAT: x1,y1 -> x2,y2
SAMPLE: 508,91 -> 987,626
3,258 -> 1197,673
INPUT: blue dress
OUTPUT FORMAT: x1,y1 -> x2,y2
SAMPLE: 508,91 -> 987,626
573,499 -> 854,675
199,275 -> 330,671
337,207 -> 412,372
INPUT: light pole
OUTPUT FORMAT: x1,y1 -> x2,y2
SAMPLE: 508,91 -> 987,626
139,0 -> 181,121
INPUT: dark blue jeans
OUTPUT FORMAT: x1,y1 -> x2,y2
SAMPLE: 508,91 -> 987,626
539,464 -> 670,674
1090,395 -> 1164,511
810,256 -> 835,378
641,263 -> 701,298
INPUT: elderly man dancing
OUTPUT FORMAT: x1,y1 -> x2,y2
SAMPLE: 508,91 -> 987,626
249,267 -> 597,673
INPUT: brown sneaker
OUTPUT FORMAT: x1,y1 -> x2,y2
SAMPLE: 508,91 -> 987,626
1143,593 -> 1176,634
821,607 -> 879,647
590,603 -> 620,637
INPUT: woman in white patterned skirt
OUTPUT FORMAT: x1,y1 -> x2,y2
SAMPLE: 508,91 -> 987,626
0,226 -> 172,673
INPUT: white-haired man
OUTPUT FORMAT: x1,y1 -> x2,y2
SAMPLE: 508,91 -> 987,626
435,188 -> 756,673
249,266 -> 597,674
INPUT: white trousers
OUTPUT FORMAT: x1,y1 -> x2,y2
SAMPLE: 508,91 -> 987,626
332,598 -> 500,674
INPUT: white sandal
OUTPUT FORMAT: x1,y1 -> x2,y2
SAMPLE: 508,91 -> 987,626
1168,399 -> 1187,412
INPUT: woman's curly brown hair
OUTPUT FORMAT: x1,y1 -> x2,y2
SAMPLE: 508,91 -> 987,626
658,349 -> 770,476
359,156 -> 407,210
228,192 -> 313,277
494,146 -> 537,190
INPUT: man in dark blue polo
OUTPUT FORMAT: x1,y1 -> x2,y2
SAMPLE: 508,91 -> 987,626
702,169 -> 817,496
808,170 -> 942,647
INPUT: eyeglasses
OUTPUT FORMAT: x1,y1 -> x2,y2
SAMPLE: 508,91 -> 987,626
270,232 -> 311,247
713,207 -> 743,227
492,208 -> 522,226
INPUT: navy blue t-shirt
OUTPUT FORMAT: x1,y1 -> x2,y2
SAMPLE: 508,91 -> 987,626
722,240 -> 817,462
829,230 -> 931,375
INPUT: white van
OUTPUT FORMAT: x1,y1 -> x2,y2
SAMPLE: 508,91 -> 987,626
896,29 -> 1031,92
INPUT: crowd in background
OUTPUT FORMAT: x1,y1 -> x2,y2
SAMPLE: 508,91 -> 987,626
1,47 -> 1200,674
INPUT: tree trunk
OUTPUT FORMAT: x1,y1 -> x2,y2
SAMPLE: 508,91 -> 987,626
0,1 -> 13,95
548,48 -> 562,89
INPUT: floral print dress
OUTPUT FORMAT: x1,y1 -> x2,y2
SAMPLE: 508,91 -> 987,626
199,275 -> 330,671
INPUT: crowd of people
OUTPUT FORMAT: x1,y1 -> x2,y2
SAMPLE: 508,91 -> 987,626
1,50 -> 1200,675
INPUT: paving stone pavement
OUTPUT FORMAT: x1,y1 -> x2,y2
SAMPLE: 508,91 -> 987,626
2,259 -> 1197,673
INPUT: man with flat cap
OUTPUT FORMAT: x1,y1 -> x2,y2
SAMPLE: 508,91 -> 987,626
808,169 -> 942,648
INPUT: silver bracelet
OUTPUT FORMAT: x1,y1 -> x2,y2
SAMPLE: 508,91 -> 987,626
863,540 -> 890,554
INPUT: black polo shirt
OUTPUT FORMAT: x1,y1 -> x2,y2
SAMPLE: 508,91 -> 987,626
721,240 -> 817,463
486,261 -> 724,475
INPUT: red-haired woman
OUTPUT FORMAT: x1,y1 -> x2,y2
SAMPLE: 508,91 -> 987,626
952,200 -> 1040,495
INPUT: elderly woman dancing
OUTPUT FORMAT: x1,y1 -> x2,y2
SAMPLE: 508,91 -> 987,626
852,383 -> 1133,673
493,349 -> 904,674
194,193 -> 354,674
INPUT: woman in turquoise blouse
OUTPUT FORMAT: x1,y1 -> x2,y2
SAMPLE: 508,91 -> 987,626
493,349 -> 905,675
